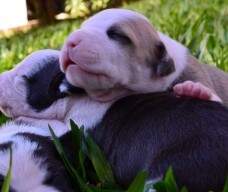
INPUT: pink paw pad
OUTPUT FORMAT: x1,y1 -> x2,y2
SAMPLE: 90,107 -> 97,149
173,81 -> 222,103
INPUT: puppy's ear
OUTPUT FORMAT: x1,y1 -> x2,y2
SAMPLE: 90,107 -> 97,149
150,42 -> 175,77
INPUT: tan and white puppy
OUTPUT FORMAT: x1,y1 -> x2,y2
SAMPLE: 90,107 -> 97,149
60,8 -> 227,104
0,50 -> 111,135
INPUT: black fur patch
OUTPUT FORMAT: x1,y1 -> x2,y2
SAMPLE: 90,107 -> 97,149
149,41 -> 175,77
24,56 -> 66,111
90,92 -> 228,192
24,56 -> 85,111
154,41 -> 167,59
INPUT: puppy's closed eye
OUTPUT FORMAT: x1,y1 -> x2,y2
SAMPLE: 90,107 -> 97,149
106,25 -> 132,45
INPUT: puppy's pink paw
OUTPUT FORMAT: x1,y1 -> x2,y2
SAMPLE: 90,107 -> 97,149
173,81 -> 222,103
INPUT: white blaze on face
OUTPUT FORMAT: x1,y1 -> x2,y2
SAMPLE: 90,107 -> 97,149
60,8 -> 188,102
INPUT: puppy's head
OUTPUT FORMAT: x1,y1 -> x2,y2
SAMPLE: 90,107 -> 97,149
60,9 -> 176,102
0,49 -> 85,120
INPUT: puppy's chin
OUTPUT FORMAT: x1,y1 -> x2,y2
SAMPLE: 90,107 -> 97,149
87,87 -> 133,102
65,65 -> 115,91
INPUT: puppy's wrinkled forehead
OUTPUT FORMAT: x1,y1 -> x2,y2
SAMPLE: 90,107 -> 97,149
82,8 -> 159,48
82,9 -> 149,29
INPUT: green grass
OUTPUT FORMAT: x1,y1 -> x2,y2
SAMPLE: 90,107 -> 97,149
0,19 -> 81,73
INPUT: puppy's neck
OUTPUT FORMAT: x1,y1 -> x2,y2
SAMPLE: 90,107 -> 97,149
65,96 -> 113,131
158,32 -> 189,87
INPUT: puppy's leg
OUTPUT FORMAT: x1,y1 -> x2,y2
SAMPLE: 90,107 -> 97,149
173,81 -> 222,103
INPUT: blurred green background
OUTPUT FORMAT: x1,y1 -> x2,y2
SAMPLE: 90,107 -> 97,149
0,0 -> 227,124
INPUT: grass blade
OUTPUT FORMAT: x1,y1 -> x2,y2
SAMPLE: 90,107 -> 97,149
1,148 -> 12,192
163,167 -> 178,192
223,177 -> 228,192
79,149 -> 86,180
69,120 -> 87,180
49,126 -> 93,192
180,186 -> 188,192
153,180 -> 167,192
70,119 -> 81,151
86,134 -> 116,187
126,171 -> 148,192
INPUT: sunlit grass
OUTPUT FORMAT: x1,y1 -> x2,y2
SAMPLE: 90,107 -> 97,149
0,19 -> 81,73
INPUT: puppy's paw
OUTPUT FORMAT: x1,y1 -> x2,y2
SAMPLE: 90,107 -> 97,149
173,81 -> 222,103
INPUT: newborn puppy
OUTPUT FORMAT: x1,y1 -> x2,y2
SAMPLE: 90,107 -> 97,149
0,49 -> 111,134
60,8 -> 228,104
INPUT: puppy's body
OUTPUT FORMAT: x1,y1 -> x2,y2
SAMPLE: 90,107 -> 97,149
91,92 -> 228,192
1,93 -> 228,192
60,9 -> 228,104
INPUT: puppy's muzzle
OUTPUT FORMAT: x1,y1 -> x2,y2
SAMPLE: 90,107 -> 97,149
60,30 -> 99,72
